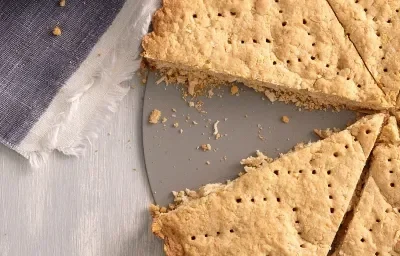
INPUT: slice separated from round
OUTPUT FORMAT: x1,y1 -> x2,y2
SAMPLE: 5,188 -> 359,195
151,114 -> 385,256
143,0 -> 393,110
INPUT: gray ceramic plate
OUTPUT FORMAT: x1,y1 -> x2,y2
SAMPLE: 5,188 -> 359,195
143,72 -> 355,206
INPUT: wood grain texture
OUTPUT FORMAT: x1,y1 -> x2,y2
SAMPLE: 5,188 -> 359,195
0,83 -> 163,256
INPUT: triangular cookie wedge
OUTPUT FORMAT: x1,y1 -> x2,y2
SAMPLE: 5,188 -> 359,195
326,0 -> 400,106
142,0 -> 392,110
151,114 -> 385,256
334,116 -> 400,256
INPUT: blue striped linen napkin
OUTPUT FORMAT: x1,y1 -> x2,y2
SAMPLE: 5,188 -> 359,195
0,0 -> 159,166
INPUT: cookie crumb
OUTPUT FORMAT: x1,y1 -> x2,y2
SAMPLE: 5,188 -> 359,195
208,89 -> 214,98
149,109 -> 161,124
173,122 -> 179,128
179,129 -> 183,134
200,144 -> 212,151
59,0 -> 66,7
192,121 -> 198,125
213,120 -> 220,135
172,108 -> 177,112
52,26 -> 62,36
264,89 -> 276,102
281,116 -> 290,123
206,161 -> 211,165
161,117 -> 168,123
189,101 -> 195,107
215,133 -> 221,140
231,85 -> 239,95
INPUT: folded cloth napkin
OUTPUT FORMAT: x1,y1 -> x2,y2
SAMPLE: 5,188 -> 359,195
0,0 -> 159,166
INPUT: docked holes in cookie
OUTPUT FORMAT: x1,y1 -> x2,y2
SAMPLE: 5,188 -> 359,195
369,228 -> 373,232
397,9 -> 400,13
273,61 -> 277,65
329,195 -> 333,199
251,198 -> 255,202
274,170 -> 279,175
375,252 -> 380,256
303,19 -> 307,24
376,218 -> 381,223
312,170 -> 317,175
326,64 -> 330,68
387,19 -> 392,23
390,182 -> 395,187
300,244 -> 306,248
230,11 -> 236,16
384,68 -> 388,72
390,170 -> 394,173
266,38 -> 271,43
263,197 -> 267,201
279,10 -> 283,13
277,197 -> 281,202
292,207 -> 298,212
204,234 -> 208,237
357,84 -> 362,88
310,56 -> 316,60
230,229 -> 234,233
364,8 -> 368,12
253,39 -> 258,43
236,198 -> 242,203
191,236 -> 196,240
298,58 -> 302,62
216,232 -> 220,235
361,237 -> 365,242
365,129 -> 371,134
376,31 -> 381,37
218,13 -> 222,17
193,14 -> 197,18
241,40 -> 245,44
327,170 -> 332,175
282,21 -> 287,26
388,158 -> 392,162
379,45 -> 383,49
345,144 -> 349,149
328,183 -> 332,188
330,208 -> 335,214
286,60 -> 291,64
299,169 -> 303,174
355,0 -> 359,3
333,152 -> 339,157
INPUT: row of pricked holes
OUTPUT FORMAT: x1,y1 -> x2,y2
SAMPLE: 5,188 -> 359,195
193,10 -> 369,86
359,211 -> 394,256
191,228 -> 235,240
354,1 -> 396,72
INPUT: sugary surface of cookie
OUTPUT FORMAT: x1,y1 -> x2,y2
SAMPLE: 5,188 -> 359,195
143,0 -> 391,108
336,117 -> 400,256
327,0 -> 400,106
152,114 -> 385,256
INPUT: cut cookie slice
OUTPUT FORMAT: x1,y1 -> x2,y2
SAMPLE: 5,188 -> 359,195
326,0 -> 400,106
334,116 -> 400,256
151,114 -> 385,256
142,0 -> 392,110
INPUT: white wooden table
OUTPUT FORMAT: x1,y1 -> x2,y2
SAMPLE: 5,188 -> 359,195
0,85 -> 163,255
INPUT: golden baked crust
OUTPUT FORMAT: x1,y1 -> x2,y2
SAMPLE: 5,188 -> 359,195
143,0 -> 393,110
326,0 -> 400,107
152,114 -> 385,256
335,116 -> 400,256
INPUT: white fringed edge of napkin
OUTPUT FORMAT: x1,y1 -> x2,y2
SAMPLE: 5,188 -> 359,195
14,0 -> 160,167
